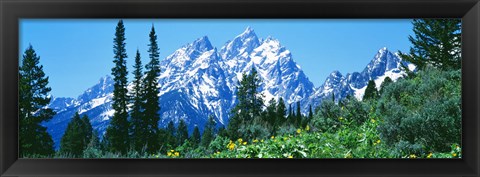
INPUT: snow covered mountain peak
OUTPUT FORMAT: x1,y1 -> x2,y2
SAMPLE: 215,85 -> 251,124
76,75 -> 113,104
363,47 -> 403,80
190,36 -> 214,53
220,27 -> 260,60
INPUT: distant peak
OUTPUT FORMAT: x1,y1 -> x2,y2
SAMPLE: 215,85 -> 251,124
238,26 -> 257,38
190,36 -> 213,51
379,47 -> 388,53
330,70 -> 343,77
264,36 -> 278,42
100,75 -> 112,82
244,26 -> 254,33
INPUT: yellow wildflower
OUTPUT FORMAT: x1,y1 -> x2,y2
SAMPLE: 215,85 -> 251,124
452,153 -> 457,157
253,139 -> 259,143
376,140 -> 381,144
271,136 -> 275,139
227,141 -> 236,150
237,138 -> 243,143
305,125 -> 310,131
167,152 -> 172,156
287,155 -> 293,158
216,151 -> 220,154
371,119 -> 376,123
283,137 -> 288,141
261,139 -> 264,143
339,117 -> 344,121
174,152 -> 180,157
170,149 -> 175,152
427,153 -> 433,158
296,129 -> 302,134
242,142 -> 247,145
409,154 -> 417,158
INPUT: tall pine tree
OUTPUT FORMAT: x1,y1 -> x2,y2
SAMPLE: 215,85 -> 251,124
201,115 -> 216,147
275,98 -> 286,129
166,120 -> 177,148
177,119 -> 189,146
19,45 -> 55,157
363,80 -> 378,101
379,76 -> 393,94
60,112 -> 93,157
191,126 -> 201,148
106,20 -> 130,154
142,25 -> 162,153
227,67 -> 264,139
295,101 -> 302,127
80,114 -> 93,146
129,49 -> 146,152
400,19 -> 461,71
265,98 -> 277,127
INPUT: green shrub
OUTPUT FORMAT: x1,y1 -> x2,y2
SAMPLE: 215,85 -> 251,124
377,67 -> 461,152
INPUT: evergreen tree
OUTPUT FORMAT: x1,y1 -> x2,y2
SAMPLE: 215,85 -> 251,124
80,114 -> 93,145
265,98 -> 277,127
60,112 -> 92,157
286,103 -> 295,125
129,49 -> 146,152
399,19 -> 461,71
142,25 -> 162,153
88,130 -> 101,149
227,67 -> 264,139
363,80 -> 378,101
191,126 -> 201,148
19,45 -> 55,157
305,104 -> 313,127
275,97 -> 286,128
105,20 -> 130,154
296,101 -> 302,127
166,121 -> 177,148
201,115 -> 216,147
217,126 -> 228,138
177,119 -> 189,146
379,77 -> 393,94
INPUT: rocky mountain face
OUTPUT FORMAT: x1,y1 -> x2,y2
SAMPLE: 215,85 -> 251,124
44,27 -> 409,149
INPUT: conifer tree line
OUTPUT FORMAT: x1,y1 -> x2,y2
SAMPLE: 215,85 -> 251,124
19,18 -> 461,158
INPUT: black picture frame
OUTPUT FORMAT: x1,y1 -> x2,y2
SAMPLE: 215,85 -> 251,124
1,0 -> 479,176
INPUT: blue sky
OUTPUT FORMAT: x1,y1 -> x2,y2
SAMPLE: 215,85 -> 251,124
20,19 -> 414,98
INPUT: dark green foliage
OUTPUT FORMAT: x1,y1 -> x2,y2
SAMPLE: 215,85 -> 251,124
295,101 -> 302,127
399,19 -> 461,71
312,99 -> 342,132
228,67 -> 264,140
377,67 -> 461,152
129,49 -> 146,152
265,98 -> 277,130
156,129 -> 170,153
379,77 -> 393,95
106,20 -> 130,154
201,115 -> 216,147
275,98 -> 287,128
302,105 -> 313,127
177,119 -> 189,146
142,25 -> 162,153
166,121 -> 177,147
217,126 -> 228,138
60,112 -> 93,157
363,80 -> 378,101
80,115 -> 93,144
19,45 -> 55,157
191,126 -> 201,147
341,96 -> 369,126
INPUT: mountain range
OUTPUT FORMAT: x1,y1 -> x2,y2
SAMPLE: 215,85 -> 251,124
43,27 -> 412,149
